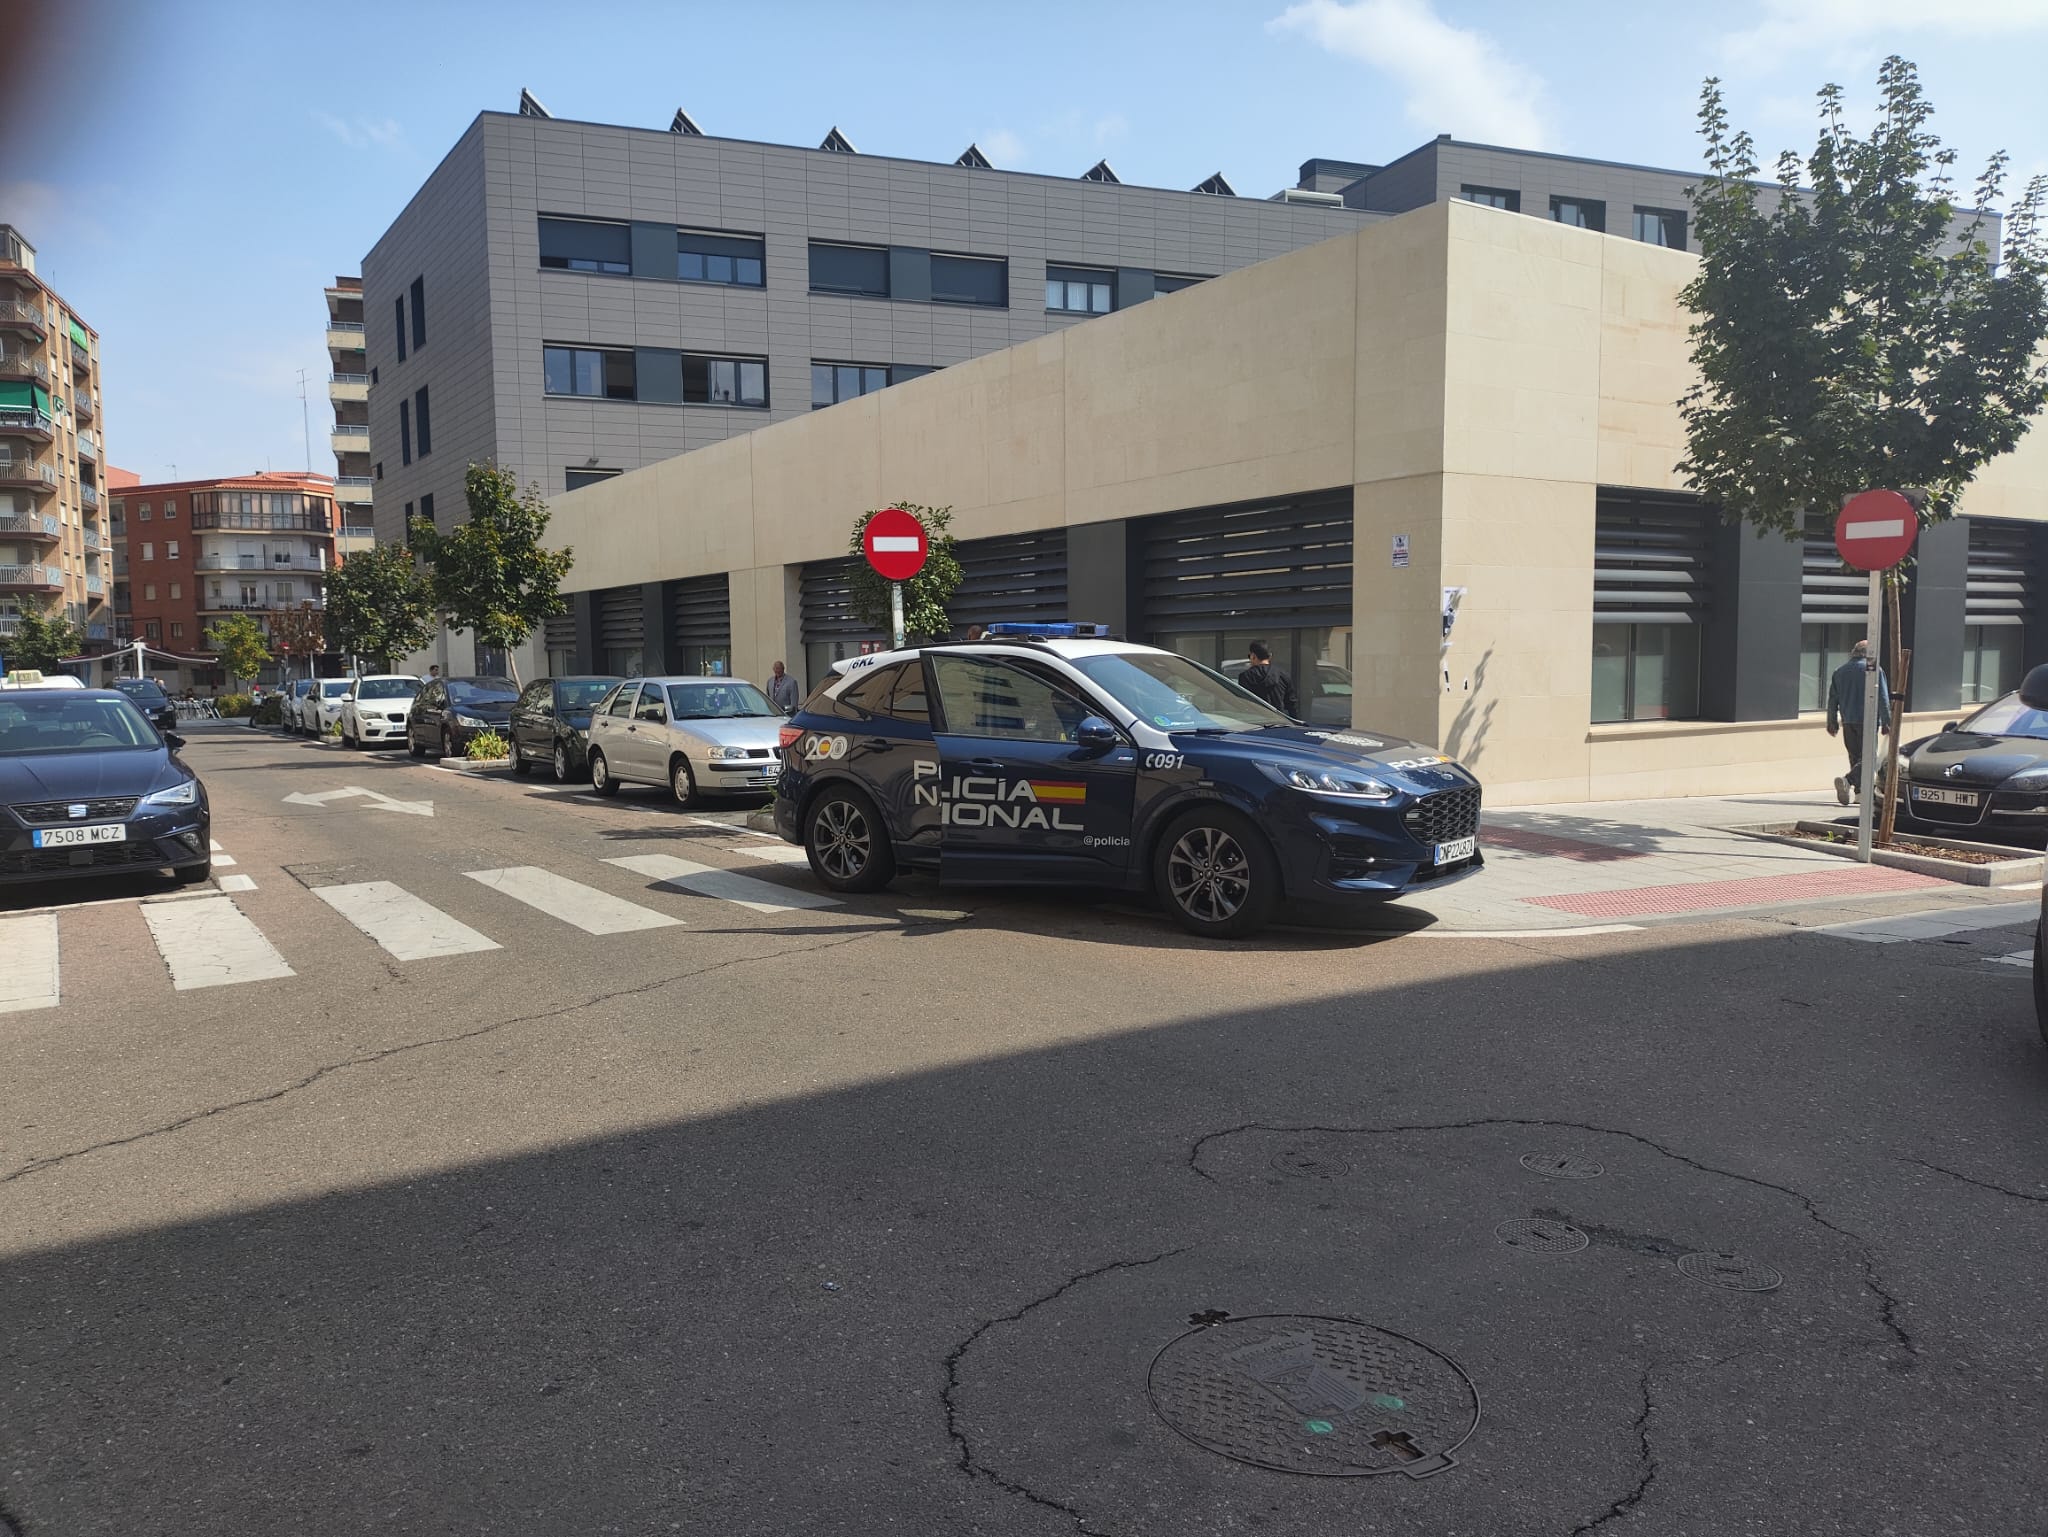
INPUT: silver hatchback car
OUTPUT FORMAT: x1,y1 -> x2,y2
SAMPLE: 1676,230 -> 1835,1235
584,676 -> 786,803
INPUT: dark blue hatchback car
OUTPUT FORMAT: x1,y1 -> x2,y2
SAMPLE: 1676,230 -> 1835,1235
772,633 -> 1481,937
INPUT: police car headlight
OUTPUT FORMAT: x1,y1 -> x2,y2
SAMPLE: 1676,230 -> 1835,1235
1263,762 -> 1396,800
707,745 -> 752,760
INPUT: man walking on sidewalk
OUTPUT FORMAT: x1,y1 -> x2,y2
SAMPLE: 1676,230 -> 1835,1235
1826,639 -> 1891,805
766,660 -> 801,714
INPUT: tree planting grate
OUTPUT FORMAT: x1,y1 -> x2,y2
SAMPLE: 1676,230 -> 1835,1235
1494,1218 -> 1590,1253
1677,1251 -> 1783,1292
1519,1152 -> 1604,1180
1271,1147 -> 1350,1179
1147,1315 -> 1478,1479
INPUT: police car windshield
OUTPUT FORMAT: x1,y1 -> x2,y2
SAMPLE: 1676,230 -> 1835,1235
1068,652 -> 1289,733
667,682 -> 776,719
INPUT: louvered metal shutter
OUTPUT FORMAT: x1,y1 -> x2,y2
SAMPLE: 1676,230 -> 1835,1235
596,587 -> 643,647
799,557 -> 871,644
1136,490 -> 1353,633
666,574 -> 730,651
542,612 -> 575,652
1801,516 -> 1865,625
1966,519 -> 2033,627
1593,495 -> 1713,624
952,529 -> 1067,628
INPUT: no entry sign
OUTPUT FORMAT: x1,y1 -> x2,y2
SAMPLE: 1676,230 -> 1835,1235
1834,490 -> 1918,572
863,507 -> 928,582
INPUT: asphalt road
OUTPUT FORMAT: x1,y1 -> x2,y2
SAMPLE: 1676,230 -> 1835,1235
3,722 -> 2046,1535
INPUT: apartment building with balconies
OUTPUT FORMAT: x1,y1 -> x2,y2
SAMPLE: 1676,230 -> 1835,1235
0,224 -> 110,650
325,274 -> 374,549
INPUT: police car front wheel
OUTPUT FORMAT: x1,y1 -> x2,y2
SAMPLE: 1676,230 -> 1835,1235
804,786 -> 896,893
1155,808 -> 1279,939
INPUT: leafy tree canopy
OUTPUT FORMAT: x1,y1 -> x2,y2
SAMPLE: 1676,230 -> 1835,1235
847,503 -> 963,642
410,463 -> 574,685
324,542 -> 437,673
204,612 -> 272,689
3,607 -> 84,673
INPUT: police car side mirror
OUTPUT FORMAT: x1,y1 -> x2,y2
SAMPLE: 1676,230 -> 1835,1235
1076,716 -> 1120,751
2021,664 -> 2048,712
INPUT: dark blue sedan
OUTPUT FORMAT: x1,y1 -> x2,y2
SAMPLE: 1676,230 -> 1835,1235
772,632 -> 1481,938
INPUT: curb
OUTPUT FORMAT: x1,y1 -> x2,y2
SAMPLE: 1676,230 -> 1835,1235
1730,820 -> 2044,888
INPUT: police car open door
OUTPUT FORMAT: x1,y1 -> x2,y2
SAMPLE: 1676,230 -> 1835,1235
925,654 -> 1138,884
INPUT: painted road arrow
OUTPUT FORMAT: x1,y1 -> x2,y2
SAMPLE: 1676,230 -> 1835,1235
281,786 -> 434,817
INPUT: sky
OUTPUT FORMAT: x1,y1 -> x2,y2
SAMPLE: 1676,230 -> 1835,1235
2,0 -> 2044,486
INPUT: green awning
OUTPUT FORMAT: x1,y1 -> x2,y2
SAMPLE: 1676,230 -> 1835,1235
67,318 -> 88,350
31,386 -> 52,415
0,381 -> 30,410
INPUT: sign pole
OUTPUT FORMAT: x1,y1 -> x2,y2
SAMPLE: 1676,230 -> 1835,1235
890,581 -> 906,650
1856,569 -> 1882,863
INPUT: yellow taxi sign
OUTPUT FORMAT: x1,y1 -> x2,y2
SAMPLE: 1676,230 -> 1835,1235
4,669 -> 47,685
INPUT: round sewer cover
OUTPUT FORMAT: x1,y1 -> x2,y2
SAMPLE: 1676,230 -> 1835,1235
1270,1147 -> 1350,1179
1494,1218 -> 1590,1253
1520,1152 -> 1604,1180
1677,1251 -> 1783,1292
1147,1315 -> 1479,1478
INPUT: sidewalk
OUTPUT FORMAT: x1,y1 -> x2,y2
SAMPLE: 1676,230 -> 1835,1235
1388,787 -> 2043,934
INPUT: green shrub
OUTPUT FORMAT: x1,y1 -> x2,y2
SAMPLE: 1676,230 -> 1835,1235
324,718 -> 343,739
466,728 -> 510,761
217,693 -> 254,718
252,695 -> 284,725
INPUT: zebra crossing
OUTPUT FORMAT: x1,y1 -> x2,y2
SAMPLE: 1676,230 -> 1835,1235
0,841 -> 851,1015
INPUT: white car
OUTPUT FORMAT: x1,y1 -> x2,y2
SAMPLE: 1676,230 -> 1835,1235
0,670 -> 85,689
339,674 -> 422,749
300,678 -> 353,737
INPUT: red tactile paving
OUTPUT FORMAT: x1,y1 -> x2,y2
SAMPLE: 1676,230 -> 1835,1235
1482,826 -> 1645,862
1522,864 -> 1945,918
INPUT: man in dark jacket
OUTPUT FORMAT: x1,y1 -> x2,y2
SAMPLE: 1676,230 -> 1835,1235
1237,641 -> 1299,718
1826,639 -> 1891,805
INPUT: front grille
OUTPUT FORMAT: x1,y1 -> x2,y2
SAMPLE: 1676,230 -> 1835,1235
1,839 -> 164,875
385,713 -> 406,723
1403,787 -> 1481,846
11,796 -> 138,826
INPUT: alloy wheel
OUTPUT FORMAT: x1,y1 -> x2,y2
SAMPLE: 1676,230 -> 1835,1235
554,744 -> 570,782
814,798 -> 871,882
1166,825 -> 1252,923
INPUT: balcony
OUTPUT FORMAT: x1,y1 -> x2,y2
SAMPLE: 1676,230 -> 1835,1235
329,373 -> 369,403
326,320 -> 366,351
0,299 -> 49,339
80,483 -> 98,509
85,574 -> 103,595
0,564 -> 63,593
74,391 -> 94,422
0,458 -> 57,494
334,475 -> 373,505
69,338 -> 90,371
75,430 -> 97,460
0,511 -> 59,542
0,408 -> 54,442
0,352 -> 47,386
329,427 -> 369,456
0,614 -> 18,636
81,524 -> 100,551
192,511 -> 331,533
194,553 -> 329,574
85,621 -> 108,641
197,598 -> 326,615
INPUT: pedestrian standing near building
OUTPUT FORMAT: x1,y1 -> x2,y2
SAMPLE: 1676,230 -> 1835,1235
428,665 -> 441,681
766,660 -> 801,713
1826,639 -> 1891,805
1237,641 -> 1300,718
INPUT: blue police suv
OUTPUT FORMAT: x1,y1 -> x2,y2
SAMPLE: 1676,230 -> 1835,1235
773,627 -> 1481,938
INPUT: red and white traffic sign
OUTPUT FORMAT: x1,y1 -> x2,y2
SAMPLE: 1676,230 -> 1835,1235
863,506 -> 928,581
1833,489 -> 1918,572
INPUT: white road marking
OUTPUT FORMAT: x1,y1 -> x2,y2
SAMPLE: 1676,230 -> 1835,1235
731,843 -> 809,866
1816,902 -> 2038,944
0,913 -> 60,1014
464,866 -> 682,934
604,854 -> 840,914
281,785 -> 433,815
215,873 -> 257,893
1412,923 -> 1643,939
211,850 -> 238,868
686,815 -> 783,839
1990,949 -> 2034,968
209,840 -> 224,851
315,880 -> 501,960
141,896 -> 295,990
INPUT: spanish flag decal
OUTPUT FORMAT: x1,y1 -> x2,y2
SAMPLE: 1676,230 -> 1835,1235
1028,780 -> 1087,804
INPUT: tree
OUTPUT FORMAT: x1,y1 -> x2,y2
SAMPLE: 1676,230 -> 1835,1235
324,542 -> 436,674
846,502 -> 964,642
205,613 -> 272,690
269,604 -> 326,678
3,607 -> 84,673
1679,57 -> 2048,845
410,462 -> 574,686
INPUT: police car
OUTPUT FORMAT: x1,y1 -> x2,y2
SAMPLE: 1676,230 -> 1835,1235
772,625 -> 1481,938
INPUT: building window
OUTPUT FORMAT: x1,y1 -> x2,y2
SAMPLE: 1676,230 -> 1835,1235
811,363 -> 888,409
1551,196 -> 1606,231
543,345 -> 637,400
1798,624 -> 1864,714
399,399 -> 412,465
163,498 -> 177,519
370,366 -> 378,385
1962,626 -> 2023,704
138,502 -> 150,520
144,584 -> 156,601
166,541 -> 178,559
404,500 -> 414,527
931,253 -> 1007,307
409,276 -> 426,348
678,231 -> 765,286
1591,495 -> 1713,723
1046,265 -> 1113,314
1461,186 -> 1520,211
169,582 -> 180,600
808,242 -> 890,298
1963,519 -> 2034,704
395,295 -> 407,361
144,621 -> 160,642
1592,624 -> 1702,723
414,386 -> 432,455
682,354 -> 767,407
140,543 -> 153,561
419,493 -> 434,525
1152,274 -> 1203,297
565,468 -> 621,490
170,623 -> 183,639
111,499 -> 124,518
539,216 -> 631,274
1633,207 -> 1687,248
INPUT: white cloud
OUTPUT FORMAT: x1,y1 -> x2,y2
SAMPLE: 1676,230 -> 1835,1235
981,128 -> 1026,167
1270,0 -> 1551,149
313,112 -> 406,151
1723,0 -> 2048,68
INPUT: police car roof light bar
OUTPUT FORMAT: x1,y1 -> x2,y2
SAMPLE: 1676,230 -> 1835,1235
983,622 -> 1112,638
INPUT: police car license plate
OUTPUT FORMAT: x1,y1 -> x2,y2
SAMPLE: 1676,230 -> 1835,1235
32,824 -> 126,848
1912,787 -> 1979,807
1434,836 -> 1477,865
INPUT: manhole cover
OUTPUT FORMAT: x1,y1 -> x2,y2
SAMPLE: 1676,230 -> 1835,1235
1147,1315 -> 1478,1478
1270,1147 -> 1349,1179
1494,1218 -> 1589,1253
1676,1251 -> 1783,1292
1519,1152 -> 1604,1180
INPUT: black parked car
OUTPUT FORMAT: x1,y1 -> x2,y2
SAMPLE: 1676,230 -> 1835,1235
0,688 -> 211,887
111,677 -> 179,736
407,676 -> 520,760
507,675 -> 621,782
1898,691 -> 2048,842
